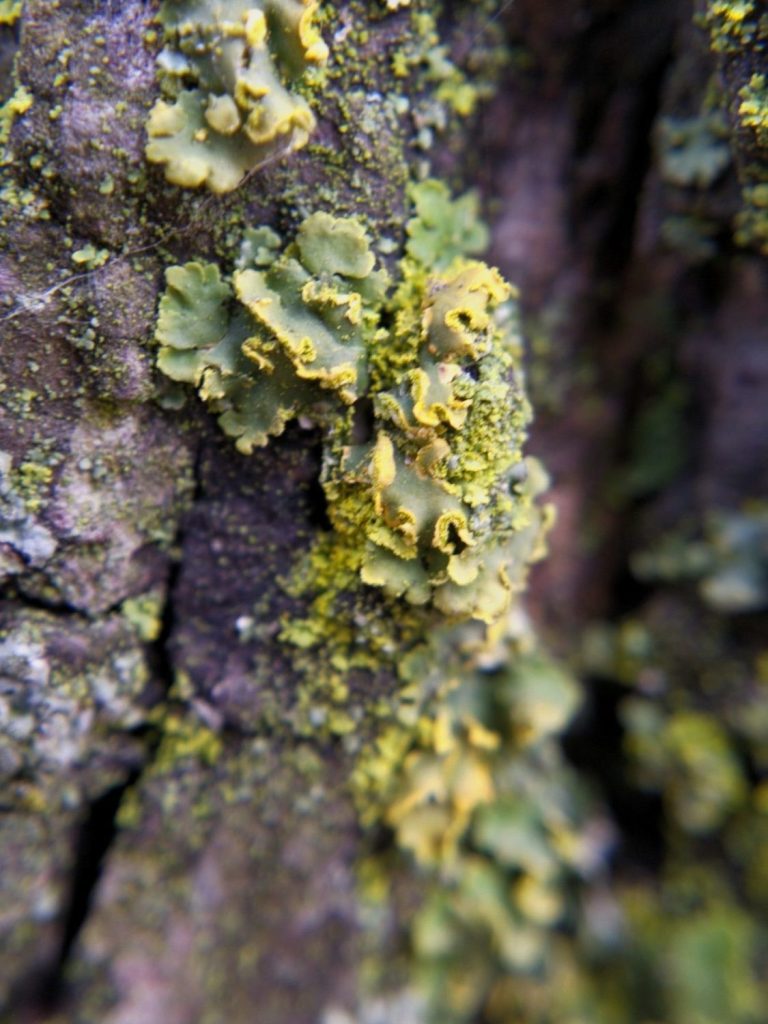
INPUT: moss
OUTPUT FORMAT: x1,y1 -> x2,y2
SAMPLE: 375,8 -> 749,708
146,0 -> 329,192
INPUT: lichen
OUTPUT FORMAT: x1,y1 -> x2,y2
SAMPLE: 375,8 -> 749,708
631,504 -> 768,613
0,0 -> 20,26
353,621 -> 590,1023
156,184 -> 545,625
739,73 -> 768,149
156,211 -> 386,451
657,112 -> 732,188
152,179 -> 580,1020
0,452 -> 57,581
0,83 -> 32,150
146,0 -> 328,192
698,0 -> 768,54
699,1 -> 768,255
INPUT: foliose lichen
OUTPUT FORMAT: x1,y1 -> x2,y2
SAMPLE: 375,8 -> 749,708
145,0 -> 329,192
156,182 -> 545,626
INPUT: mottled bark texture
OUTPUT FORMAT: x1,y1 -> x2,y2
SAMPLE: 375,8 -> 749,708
2,0 -> 767,1022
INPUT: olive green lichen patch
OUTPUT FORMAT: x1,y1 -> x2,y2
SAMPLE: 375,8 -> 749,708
405,179 -> 489,270
0,84 -> 32,150
632,504 -> 768,613
657,112 -> 732,189
699,0 -> 768,54
146,0 -> 328,192
156,212 -> 386,452
156,186 -> 544,626
354,621 -> 591,1023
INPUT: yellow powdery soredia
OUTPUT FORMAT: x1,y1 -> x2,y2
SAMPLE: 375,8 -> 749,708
146,0 -> 328,192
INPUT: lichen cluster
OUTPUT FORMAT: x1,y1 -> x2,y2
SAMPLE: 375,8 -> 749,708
697,0 -> 768,254
699,0 -> 768,54
152,170 -> 583,1021
735,72 -> 768,251
146,0 -> 328,192
352,614 -> 592,1023
156,181 -> 543,626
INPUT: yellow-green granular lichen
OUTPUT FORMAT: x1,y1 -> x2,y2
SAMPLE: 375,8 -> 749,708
146,0 -> 329,192
153,183 -> 571,1019
732,74 -> 768,252
699,0 -> 768,53
353,619 -> 589,1024
0,85 -> 32,150
739,74 -> 768,149
155,183 -> 548,627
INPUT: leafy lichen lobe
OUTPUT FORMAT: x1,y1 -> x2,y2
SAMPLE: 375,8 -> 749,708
146,0 -> 329,192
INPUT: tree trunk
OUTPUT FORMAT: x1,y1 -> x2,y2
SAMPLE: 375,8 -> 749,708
2,2 -> 767,1023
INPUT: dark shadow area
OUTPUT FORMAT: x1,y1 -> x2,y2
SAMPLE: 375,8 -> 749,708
563,675 -> 665,873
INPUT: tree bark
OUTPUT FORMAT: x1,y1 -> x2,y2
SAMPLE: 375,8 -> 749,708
2,1 -> 767,1022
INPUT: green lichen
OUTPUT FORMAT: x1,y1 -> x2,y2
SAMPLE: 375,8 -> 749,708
405,179 -> 489,270
153,181 -> 580,1021
156,212 -> 386,451
146,0 -> 328,192
354,622 -> 588,1023
699,0 -> 768,54
733,75 -> 768,251
156,184 -> 545,626
0,84 -> 32,150
699,2 -> 768,255
657,112 -> 732,188
739,73 -> 768,149
631,504 -> 768,613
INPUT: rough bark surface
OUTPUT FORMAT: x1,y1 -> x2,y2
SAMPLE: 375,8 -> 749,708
2,0 -> 767,1022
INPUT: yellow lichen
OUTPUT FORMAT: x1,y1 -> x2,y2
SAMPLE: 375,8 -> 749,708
146,0 -> 328,192
156,185 -> 545,625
